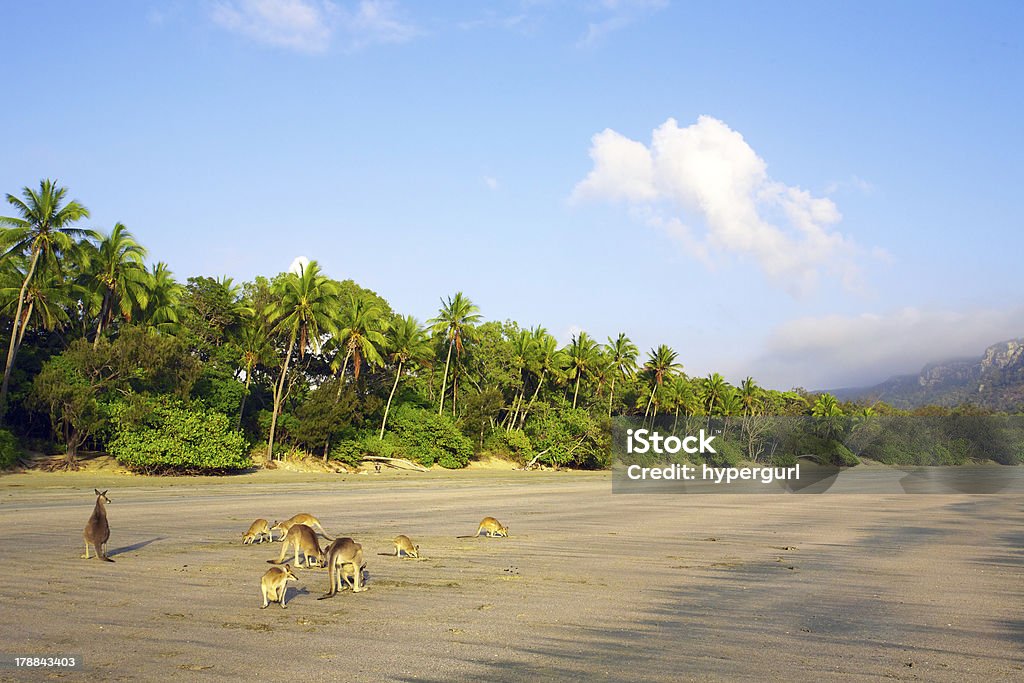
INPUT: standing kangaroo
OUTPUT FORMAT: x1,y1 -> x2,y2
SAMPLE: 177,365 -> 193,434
83,489 -> 114,562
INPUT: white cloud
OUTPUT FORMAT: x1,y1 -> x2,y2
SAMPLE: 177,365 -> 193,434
745,306 -> 1024,390
577,0 -> 668,47
212,0 -> 336,53
483,176 -> 499,190
572,115 -> 872,295
211,0 -> 417,53
288,255 -> 311,274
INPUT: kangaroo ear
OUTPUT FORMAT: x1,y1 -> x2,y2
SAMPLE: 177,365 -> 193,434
102,490 -> 108,496
95,489 -> 101,495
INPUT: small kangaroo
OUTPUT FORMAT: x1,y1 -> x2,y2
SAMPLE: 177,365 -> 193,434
317,537 -> 367,599
458,516 -> 509,538
393,535 -> 419,558
261,564 -> 298,609
242,519 -> 272,545
82,489 -> 114,562
268,524 -> 324,569
271,514 -> 334,541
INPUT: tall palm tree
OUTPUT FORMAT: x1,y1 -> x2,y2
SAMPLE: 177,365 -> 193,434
263,261 -> 339,460
565,331 -> 599,409
505,329 -> 535,429
605,332 -> 638,417
330,295 -> 386,394
700,373 -> 729,416
86,223 -> 149,346
379,315 -> 432,439
642,344 -> 682,421
0,179 -> 92,411
429,292 -> 481,416
739,376 -> 761,416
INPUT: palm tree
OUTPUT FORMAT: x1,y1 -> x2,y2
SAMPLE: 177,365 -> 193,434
379,315 -> 432,439
236,317 -> 274,428
0,179 -> 92,411
429,292 -> 481,416
518,327 -> 559,428
263,261 -> 339,460
700,373 -> 729,416
85,223 -> 150,346
642,344 -> 682,421
565,331 -> 599,409
0,259 -> 76,357
812,392 -> 846,440
330,295 -> 386,394
739,376 -> 761,416
140,262 -> 184,335
605,333 -> 638,416
504,329 -> 536,429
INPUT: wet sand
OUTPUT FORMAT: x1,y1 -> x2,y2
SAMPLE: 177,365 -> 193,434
0,469 -> 1021,681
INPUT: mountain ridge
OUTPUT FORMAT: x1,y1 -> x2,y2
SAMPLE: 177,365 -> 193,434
828,338 -> 1024,410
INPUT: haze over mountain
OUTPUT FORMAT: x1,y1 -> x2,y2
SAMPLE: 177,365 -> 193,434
830,338 -> 1024,410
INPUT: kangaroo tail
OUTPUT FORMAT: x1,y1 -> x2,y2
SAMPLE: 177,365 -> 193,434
456,535 -> 476,538
267,559 -> 285,564
101,555 -> 115,563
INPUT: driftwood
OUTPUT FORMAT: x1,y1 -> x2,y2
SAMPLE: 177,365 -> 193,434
522,449 -> 550,471
361,456 -> 429,472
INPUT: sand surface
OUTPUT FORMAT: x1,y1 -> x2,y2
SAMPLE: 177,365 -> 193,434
0,468 -> 1021,682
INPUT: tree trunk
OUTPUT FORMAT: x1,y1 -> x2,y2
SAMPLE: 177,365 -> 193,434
572,372 -> 581,409
379,361 -> 403,439
608,375 -> 617,417
519,370 -> 545,429
94,291 -> 110,348
267,334 -> 296,461
438,338 -> 454,415
643,384 -> 657,422
1,248 -> 41,414
335,350 -> 352,398
237,369 -> 252,429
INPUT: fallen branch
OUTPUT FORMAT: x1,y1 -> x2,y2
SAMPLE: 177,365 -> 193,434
361,456 -> 429,472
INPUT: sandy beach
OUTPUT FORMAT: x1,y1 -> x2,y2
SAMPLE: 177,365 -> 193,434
0,468 -> 1021,682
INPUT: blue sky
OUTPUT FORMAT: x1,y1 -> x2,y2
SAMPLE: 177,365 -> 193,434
3,1 -> 1023,389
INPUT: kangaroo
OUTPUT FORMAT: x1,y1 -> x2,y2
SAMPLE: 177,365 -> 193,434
393,535 -> 419,558
270,514 -> 334,541
261,564 -> 298,609
82,489 -> 114,562
268,524 -> 324,569
242,519 -> 272,545
458,516 -> 509,538
317,537 -> 367,599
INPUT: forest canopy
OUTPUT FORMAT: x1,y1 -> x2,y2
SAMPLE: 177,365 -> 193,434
1,180 -> 1019,472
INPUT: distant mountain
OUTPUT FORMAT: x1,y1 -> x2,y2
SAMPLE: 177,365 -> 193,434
830,338 -> 1024,410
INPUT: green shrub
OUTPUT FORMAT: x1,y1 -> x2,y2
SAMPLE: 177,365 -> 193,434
108,397 -> 250,473
388,406 -> 473,469
0,429 -> 23,469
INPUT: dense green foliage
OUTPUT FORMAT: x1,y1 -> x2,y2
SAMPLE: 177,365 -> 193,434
0,428 -> 22,468
107,397 -> 250,473
2,179 -> 1021,472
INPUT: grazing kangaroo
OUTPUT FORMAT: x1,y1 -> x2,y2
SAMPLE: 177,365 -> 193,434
83,489 -> 114,562
317,537 -> 367,599
271,514 -> 334,541
393,535 -> 419,558
261,564 -> 298,609
268,524 -> 324,569
458,517 -> 509,538
243,519 -> 272,545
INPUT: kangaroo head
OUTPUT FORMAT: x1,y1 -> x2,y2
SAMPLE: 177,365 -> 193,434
94,489 -> 111,503
283,564 -> 298,581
